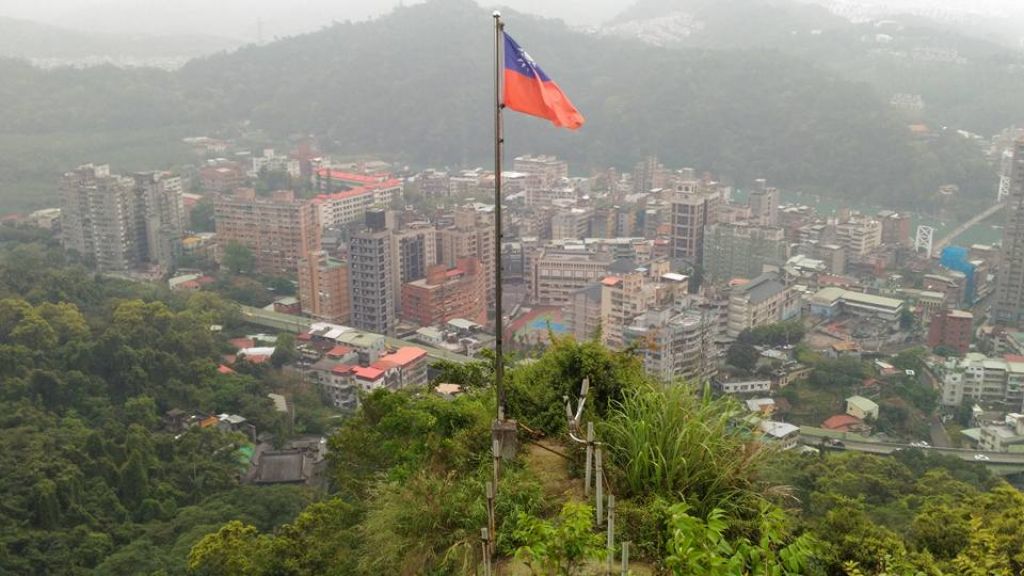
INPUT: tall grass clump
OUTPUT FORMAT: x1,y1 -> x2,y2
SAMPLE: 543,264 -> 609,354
599,383 -> 767,520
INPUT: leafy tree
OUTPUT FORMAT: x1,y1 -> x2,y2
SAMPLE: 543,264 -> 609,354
221,241 -> 255,275
663,502 -> 819,575
512,502 -> 603,575
187,521 -> 270,575
727,342 -> 760,373
189,198 -> 215,233
270,332 -> 297,368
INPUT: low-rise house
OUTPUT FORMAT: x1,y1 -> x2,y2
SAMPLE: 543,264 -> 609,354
846,395 -> 879,420
758,420 -> 800,450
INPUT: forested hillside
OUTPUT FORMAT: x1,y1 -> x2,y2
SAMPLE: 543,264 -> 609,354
0,0 -> 997,212
0,228 -> 317,574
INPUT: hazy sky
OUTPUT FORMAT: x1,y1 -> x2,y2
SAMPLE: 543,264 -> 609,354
0,0 -> 630,39
1,0 -> 1022,40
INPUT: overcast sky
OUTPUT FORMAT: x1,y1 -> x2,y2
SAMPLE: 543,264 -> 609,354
0,0 -> 629,39
1,0 -> 1022,40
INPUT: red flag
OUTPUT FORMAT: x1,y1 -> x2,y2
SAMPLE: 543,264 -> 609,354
503,32 -> 585,130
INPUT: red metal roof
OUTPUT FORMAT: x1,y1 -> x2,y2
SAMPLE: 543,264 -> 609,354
822,414 -> 862,431
331,364 -> 355,375
354,366 -> 384,380
327,345 -> 353,358
378,346 -> 427,368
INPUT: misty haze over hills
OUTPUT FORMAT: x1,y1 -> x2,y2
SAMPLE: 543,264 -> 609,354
3,0 -> 1024,46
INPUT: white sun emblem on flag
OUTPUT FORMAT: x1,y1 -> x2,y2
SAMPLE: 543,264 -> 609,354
516,48 -> 536,71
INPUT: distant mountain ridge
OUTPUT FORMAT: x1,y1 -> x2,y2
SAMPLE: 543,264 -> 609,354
0,16 -> 240,65
0,0 -> 999,211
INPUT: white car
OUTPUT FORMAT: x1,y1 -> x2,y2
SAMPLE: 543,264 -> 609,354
974,454 -> 991,461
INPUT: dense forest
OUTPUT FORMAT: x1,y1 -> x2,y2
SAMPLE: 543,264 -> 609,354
2,224 -> 1023,575
0,0 -> 1001,212
0,227 -> 319,575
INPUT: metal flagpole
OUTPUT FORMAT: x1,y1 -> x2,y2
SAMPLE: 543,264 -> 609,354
493,11 -> 505,421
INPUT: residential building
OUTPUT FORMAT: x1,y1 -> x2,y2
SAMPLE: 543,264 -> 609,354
720,380 -> 772,394
566,283 -> 602,341
439,207 -> 495,308
995,139 -> 1024,327
297,251 -> 351,323
748,179 -> 779,226
598,266 -> 683,349
349,212 -> 395,335
390,223 -> 437,314
846,395 -> 880,420
400,259 -> 487,327
551,208 -> 593,240
513,154 -> 568,188
61,164 -> 137,271
61,164 -> 185,273
938,353 -> 1024,407
214,189 -> 320,276
757,420 -> 800,450
669,186 -> 721,264
623,307 -> 717,383
835,215 -> 883,258
132,171 -> 184,271
529,248 -> 613,306
878,210 -> 912,247
726,273 -> 800,337
702,222 -> 788,284
927,309 -> 974,355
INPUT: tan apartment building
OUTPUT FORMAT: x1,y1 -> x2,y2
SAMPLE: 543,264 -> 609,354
298,250 -> 351,323
214,189 -> 320,276
529,248 -> 613,306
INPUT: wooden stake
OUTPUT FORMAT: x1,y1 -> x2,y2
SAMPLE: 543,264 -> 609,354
606,494 -> 616,575
585,422 -> 594,497
486,481 -> 496,558
595,445 -> 604,526
621,541 -> 630,576
481,528 -> 491,576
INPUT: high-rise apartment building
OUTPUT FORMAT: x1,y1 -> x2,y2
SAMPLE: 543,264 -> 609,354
567,283 -> 603,341
400,258 -> 486,327
390,223 -> 438,314
133,171 -> 184,271
669,186 -> 721,265
702,223 -> 788,284
748,179 -> 779,226
995,139 -> 1024,327
551,208 -> 593,240
298,251 -> 351,323
835,215 -> 883,258
624,308 -> 717,384
927,309 -> 973,355
61,164 -> 137,272
726,272 -> 800,337
61,164 -> 184,273
528,248 -> 613,306
350,211 -> 396,335
438,207 -> 495,309
214,189 -> 320,276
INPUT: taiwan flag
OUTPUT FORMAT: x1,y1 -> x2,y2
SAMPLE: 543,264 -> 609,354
503,32 -> 585,130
